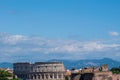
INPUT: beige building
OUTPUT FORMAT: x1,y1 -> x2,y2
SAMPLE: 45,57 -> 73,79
14,62 -> 66,80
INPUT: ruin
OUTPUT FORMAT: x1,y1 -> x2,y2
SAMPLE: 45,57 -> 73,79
71,64 -> 120,80
14,62 -> 66,80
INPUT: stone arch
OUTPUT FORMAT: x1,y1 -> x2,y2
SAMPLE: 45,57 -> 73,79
42,74 -> 44,79
38,74 -> 41,79
50,74 -> 53,79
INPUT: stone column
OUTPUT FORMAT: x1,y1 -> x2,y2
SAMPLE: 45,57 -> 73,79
36,74 -> 38,80
39,75 -> 41,80
44,74 -> 46,80
52,73 -> 54,79
57,73 -> 59,79
48,74 -> 50,79
61,73 -> 64,79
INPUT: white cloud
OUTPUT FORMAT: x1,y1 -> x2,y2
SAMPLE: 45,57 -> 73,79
0,32 -> 120,62
109,31 -> 119,36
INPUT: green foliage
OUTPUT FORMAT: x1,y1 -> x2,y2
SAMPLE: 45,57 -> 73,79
0,70 -> 12,77
0,77 -> 9,80
0,70 -> 20,80
110,67 -> 120,74
65,76 -> 70,80
10,78 -> 21,80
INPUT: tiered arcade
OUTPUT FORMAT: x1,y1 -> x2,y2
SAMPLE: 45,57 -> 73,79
14,62 -> 66,80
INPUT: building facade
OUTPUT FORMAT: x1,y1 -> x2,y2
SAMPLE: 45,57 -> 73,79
71,64 -> 120,80
14,62 -> 66,80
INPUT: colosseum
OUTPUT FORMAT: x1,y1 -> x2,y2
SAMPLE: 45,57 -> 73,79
13,62 -> 66,80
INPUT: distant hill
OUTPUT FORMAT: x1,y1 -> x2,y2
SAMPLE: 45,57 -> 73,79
48,58 -> 120,69
0,58 -> 120,69
0,62 -> 13,69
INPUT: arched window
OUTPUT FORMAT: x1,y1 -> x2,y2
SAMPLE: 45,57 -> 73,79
54,73 -> 57,78
34,75 -> 36,79
58,74 -> 61,78
46,74 -> 48,79
38,75 -> 41,79
42,74 -> 44,79
117,76 -> 119,80
31,75 -> 33,79
50,74 -> 52,78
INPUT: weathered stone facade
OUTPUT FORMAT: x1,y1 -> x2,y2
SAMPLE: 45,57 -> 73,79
71,65 -> 120,80
14,62 -> 66,80
112,74 -> 120,80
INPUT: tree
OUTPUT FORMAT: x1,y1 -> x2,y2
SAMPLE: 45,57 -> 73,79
0,70 -> 20,80
0,70 -> 12,80
65,76 -> 70,80
10,78 -> 21,80
110,67 -> 120,74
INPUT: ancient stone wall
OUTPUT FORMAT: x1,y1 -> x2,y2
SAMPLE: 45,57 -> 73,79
70,65 -> 120,80
112,74 -> 120,80
93,71 -> 112,80
14,62 -> 66,80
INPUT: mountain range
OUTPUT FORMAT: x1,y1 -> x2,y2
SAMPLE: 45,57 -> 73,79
0,58 -> 120,69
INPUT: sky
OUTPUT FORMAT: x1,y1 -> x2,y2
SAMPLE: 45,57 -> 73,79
0,0 -> 120,62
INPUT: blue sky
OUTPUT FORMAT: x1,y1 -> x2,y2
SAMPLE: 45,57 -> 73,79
0,0 -> 120,62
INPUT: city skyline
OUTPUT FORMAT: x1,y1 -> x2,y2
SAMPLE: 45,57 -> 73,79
0,0 -> 120,62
